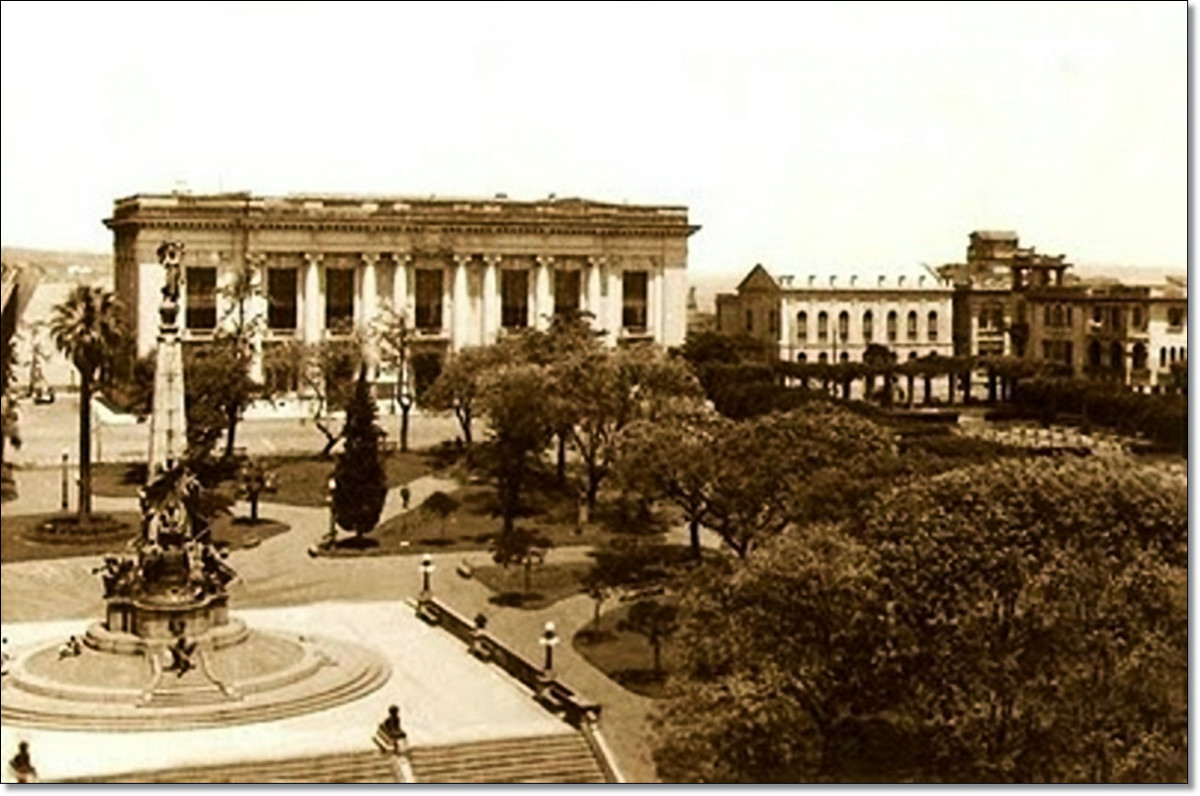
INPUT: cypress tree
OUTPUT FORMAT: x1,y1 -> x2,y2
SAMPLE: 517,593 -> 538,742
333,366 -> 387,541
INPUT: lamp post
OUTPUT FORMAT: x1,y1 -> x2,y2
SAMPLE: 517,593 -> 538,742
60,448 -> 69,512
539,621 -> 559,678
326,476 -> 337,547
419,554 -> 435,602
392,314 -> 413,453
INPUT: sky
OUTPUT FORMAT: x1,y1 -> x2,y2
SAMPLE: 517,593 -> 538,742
0,1 -> 1185,283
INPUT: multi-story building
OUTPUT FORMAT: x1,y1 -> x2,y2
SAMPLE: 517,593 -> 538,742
942,230 -> 1187,392
106,191 -> 698,390
1025,278 -> 1187,391
715,264 -> 955,364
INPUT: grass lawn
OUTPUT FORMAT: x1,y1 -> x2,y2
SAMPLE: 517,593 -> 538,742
572,602 -> 681,699
472,560 -> 595,610
2,511 -> 140,563
1,511 -> 290,564
370,482 -> 626,555
92,450 -> 434,505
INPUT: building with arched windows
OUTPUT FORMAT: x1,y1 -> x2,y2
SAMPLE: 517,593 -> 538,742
715,265 -> 954,364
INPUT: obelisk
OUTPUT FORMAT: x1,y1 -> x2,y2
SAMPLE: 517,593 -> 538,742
147,241 -> 188,480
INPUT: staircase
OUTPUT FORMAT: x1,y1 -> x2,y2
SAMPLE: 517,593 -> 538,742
409,732 -> 609,783
59,751 -> 400,783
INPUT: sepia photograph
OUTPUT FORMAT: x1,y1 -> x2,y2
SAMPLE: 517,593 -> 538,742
0,0 -> 1186,785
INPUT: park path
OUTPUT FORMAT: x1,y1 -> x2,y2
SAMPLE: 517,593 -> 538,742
1,468 -> 663,782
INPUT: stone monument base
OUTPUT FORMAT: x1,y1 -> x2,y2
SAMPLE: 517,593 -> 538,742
0,625 -> 390,731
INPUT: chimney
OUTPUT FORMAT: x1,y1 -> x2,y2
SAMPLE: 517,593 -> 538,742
878,275 -> 886,286
808,275 -> 816,287
918,275 -> 926,287
898,275 -> 906,287
850,275 -> 858,287
778,275 -> 794,288
829,275 -> 837,287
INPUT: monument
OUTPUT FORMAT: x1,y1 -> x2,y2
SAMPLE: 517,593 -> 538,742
1,242 -> 391,731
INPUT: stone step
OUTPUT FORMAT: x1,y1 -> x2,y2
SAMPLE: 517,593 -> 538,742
60,751 -> 399,783
409,732 -> 608,784
1,658 -> 390,731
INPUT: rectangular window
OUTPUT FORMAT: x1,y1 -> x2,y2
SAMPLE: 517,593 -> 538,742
746,309 -> 754,332
186,267 -> 217,331
266,268 -> 298,331
553,269 -> 581,317
623,271 -> 648,330
325,268 -> 354,332
415,269 -> 444,331
502,269 -> 530,329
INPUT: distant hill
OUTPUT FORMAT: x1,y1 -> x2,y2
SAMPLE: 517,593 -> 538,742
1,246 -> 112,284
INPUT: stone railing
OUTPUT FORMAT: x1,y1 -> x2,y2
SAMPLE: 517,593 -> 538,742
416,598 -> 602,730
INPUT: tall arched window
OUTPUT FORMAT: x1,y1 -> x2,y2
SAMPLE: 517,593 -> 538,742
1160,347 -> 1168,368
817,311 -> 829,341
1052,306 -> 1065,327
796,311 -> 808,341
1170,347 -> 1177,363
797,352 -> 807,362
906,310 -> 918,341
839,351 -> 849,363
886,311 -> 898,342
1132,343 -> 1148,371
1044,305 -> 1053,326
818,352 -> 828,364
1110,342 -> 1123,370
862,311 -> 874,342
745,309 -> 753,332
927,310 -> 938,342
838,311 -> 850,341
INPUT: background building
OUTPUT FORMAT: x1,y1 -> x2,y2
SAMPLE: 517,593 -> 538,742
106,192 -> 698,391
715,264 -> 955,365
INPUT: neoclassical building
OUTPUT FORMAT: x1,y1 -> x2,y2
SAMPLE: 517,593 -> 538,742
106,192 -> 698,388
716,264 -> 956,365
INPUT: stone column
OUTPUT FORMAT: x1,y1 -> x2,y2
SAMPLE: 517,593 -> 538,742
303,253 -> 323,344
607,261 -> 624,344
534,256 -> 554,330
648,263 -> 662,341
391,254 -> 411,320
586,256 -> 604,327
778,294 -> 792,363
452,255 -> 472,350
361,253 -> 380,377
482,255 -> 501,345
245,252 -> 267,383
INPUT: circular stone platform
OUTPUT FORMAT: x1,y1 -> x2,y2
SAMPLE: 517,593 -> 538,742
0,627 -> 391,732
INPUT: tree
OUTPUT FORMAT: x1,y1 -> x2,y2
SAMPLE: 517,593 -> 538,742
557,344 -> 702,510
332,367 -> 387,541
652,458 -> 1187,783
50,286 -> 124,519
421,490 -> 460,539
579,568 -> 614,631
184,338 -> 260,462
615,403 -> 729,558
619,599 -> 679,677
478,363 -> 555,536
704,405 -> 893,558
237,459 -> 277,522
213,260 -> 264,458
268,336 -> 362,457
425,346 -> 504,448
490,525 -> 553,594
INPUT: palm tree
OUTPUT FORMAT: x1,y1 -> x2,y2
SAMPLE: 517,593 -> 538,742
50,286 -> 124,520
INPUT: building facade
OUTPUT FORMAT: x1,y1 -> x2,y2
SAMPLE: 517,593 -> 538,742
106,192 -> 698,389
715,264 -> 955,364
941,231 -> 1187,391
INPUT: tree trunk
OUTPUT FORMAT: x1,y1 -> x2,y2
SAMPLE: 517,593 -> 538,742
840,378 -> 851,401
223,405 -> 239,459
651,639 -> 662,676
688,517 -> 702,560
250,494 -> 260,522
79,371 -> 93,520
586,464 -> 601,510
945,373 -> 955,405
906,373 -> 915,408
593,598 -> 602,628
923,375 -> 932,405
523,558 -> 532,594
556,434 -> 567,487
865,373 -> 875,400
962,370 -> 973,403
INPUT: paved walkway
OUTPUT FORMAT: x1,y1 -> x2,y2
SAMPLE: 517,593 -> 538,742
1,468 -> 665,782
